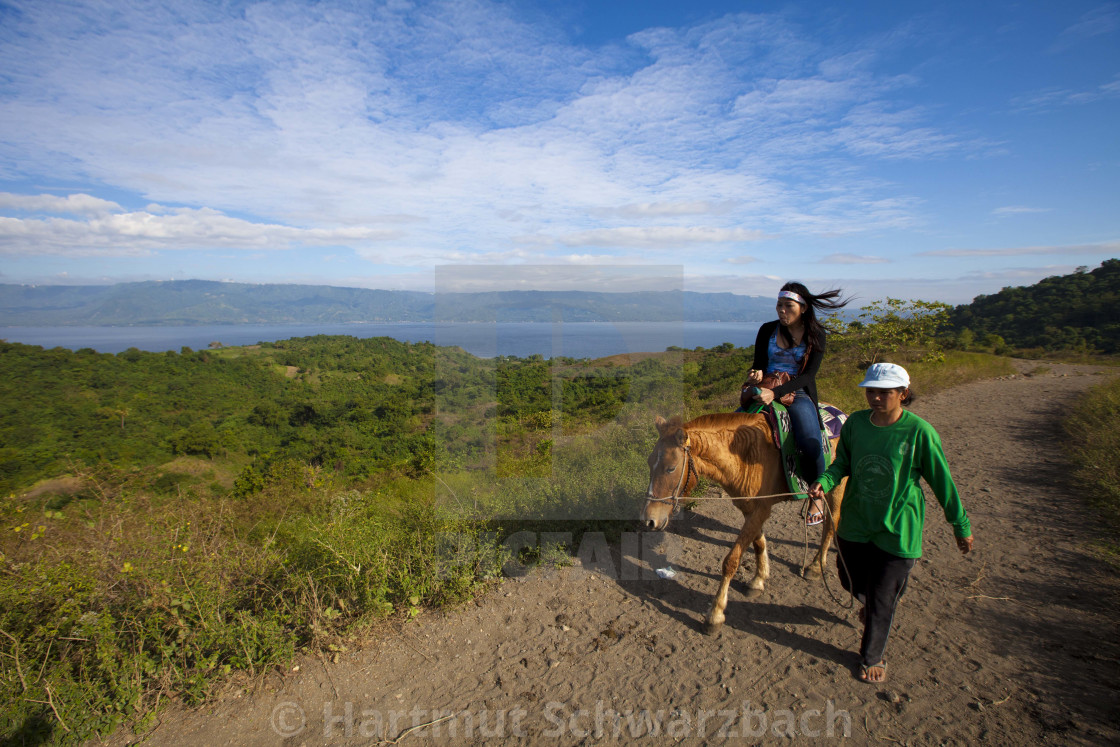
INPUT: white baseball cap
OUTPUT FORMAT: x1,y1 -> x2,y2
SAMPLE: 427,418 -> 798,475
858,362 -> 910,389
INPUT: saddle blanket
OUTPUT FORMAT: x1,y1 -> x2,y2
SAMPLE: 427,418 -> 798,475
737,401 -> 847,497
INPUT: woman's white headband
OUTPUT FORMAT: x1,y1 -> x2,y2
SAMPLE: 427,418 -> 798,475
778,290 -> 805,305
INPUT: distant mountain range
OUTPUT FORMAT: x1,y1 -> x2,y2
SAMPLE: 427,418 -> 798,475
0,280 -> 777,325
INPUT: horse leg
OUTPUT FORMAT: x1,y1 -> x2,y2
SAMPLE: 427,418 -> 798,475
805,484 -> 844,579
749,533 -> 769,596
704,505 -> 771,635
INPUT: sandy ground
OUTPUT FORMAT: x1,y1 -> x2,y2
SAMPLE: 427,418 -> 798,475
105,361 -> 1120,746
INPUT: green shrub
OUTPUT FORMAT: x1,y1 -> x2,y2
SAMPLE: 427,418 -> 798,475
1064,376 -> 1120,530
0,470 -> 501,745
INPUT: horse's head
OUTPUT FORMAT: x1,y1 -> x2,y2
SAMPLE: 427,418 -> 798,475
641,416 -> 697,530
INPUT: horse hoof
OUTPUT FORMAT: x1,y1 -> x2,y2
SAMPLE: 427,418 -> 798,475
745,587 -> 763,600
803,565 -> 821,580
703,621 -> 723,636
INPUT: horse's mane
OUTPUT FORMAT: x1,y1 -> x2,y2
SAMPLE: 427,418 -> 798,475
685,412 -> 762,432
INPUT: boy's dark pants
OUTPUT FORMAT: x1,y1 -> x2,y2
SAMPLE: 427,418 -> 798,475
836,536 -> 916,667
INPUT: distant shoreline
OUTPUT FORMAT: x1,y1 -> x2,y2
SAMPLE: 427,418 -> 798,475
1,320 -> 764,358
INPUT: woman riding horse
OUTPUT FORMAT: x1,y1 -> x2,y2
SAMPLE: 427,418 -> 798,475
742,282 -> 848,525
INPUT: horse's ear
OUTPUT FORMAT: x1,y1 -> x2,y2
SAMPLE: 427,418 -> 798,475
674,428 -> 689,448
655,416 -> 669,435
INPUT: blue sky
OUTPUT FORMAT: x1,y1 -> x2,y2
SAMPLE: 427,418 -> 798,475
0,0 -> 1117,304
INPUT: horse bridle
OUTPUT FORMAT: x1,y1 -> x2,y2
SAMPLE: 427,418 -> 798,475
644,444 -> 697,515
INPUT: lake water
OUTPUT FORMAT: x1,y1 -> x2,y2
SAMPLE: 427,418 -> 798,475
1,321 -> 763,359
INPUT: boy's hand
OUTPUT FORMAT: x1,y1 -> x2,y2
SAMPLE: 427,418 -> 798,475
807,482 -> 825,501
956,536 -> 973,554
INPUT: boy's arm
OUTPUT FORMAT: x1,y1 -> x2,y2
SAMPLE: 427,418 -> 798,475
919,428 -> 972,539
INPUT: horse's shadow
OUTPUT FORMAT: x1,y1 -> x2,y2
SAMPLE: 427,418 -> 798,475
721,601 -> 854,664
615,570 -> 853,667
609,519 -> 853,667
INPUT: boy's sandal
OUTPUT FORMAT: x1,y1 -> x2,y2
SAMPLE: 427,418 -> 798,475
858,661 -> 887,683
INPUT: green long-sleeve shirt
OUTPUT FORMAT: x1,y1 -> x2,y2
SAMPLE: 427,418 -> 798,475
817,409 -> 971,558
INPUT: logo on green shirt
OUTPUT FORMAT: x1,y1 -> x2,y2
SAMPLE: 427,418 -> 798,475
856,454 -> 894,505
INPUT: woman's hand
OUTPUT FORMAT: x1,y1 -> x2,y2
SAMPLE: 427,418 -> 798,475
746,369 -> 763,384
756,387 -> 775,405
956,535 -> 973,554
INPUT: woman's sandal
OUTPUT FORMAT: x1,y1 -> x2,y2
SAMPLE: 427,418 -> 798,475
858,661 -> 887,683
806,499 -> 825,526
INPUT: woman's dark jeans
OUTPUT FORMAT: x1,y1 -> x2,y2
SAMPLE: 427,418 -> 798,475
786,390 -> 826,483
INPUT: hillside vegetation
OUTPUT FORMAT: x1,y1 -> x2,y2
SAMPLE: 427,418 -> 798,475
948,259 -> 1120,354
0,300 -> 1017,745
1064,376 -> 1120,533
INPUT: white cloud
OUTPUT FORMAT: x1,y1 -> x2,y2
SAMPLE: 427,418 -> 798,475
834,104 -> 965,159
991,205 -> 1050,217
433,264 -> 684,292
683,272 -> 784,297
559,226 -> 767,248
959,265 -> 1079,281
0,0 -> 1107,308
820,253 -> 889,264
1011,74 -> 1120,112
919,240 -> 1120,258
680,265 -> 1093,305
1050,6 -> 1120,53
601,201 -> 738,218
0,192 -> 122,215
0,0 -> 962,264
0,201 -> 400,256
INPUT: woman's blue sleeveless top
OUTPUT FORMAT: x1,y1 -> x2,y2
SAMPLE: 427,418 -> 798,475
767,329 -> 806,375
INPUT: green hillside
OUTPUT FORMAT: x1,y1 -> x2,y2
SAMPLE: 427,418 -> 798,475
948,259 -> 1120,354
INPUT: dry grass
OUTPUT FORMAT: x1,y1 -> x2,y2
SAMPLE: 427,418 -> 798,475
1064,375 -> 1120,531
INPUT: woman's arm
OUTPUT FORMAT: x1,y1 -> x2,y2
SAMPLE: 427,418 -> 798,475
750,322 -> 773,372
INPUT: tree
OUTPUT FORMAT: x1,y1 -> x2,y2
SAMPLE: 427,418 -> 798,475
168,421 -> 223,459
854,298 -> 951,364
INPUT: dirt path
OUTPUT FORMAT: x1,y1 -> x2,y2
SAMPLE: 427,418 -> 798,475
110,362 -> 1120,746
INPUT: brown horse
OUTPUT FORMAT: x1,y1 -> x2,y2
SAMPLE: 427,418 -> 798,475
641,412 -> 846,635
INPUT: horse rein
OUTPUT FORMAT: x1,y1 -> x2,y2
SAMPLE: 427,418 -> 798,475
644,444 -> 697,514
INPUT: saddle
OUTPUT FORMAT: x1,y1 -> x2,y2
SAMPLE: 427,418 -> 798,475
737,401 -> 847,497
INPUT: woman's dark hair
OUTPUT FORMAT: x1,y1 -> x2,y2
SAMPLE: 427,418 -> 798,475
778,281 -> 849,349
